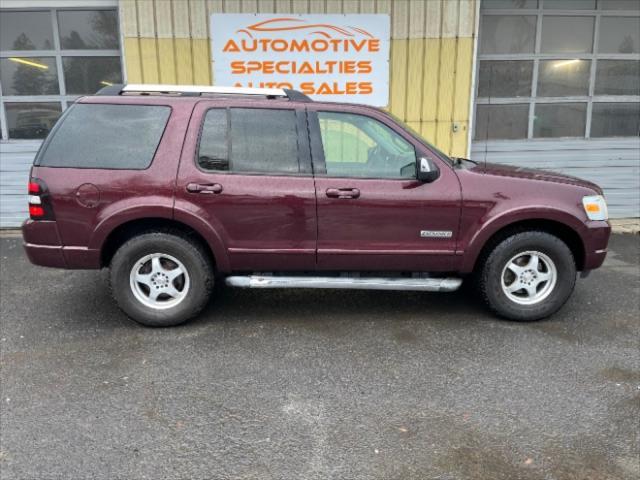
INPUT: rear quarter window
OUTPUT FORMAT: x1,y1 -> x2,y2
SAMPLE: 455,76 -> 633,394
36,103 -> 171,169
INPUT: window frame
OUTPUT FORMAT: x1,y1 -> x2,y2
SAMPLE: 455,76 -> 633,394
309,109 -> 419,181
0,6 -> 122,141
194,106 -> 312,177
474,0 -> 640,141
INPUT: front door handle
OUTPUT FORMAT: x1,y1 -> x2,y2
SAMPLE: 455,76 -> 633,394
186,183 -> 223,194
326,188 -> 360,199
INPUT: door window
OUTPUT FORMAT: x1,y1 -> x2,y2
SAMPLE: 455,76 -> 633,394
317,112 -> 416,179
198,109 -> 228,171
198,108 -> 301,174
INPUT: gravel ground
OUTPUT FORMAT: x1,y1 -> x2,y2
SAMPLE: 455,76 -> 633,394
0,234 -> 638,480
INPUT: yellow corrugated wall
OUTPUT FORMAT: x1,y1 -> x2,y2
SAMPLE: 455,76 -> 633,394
120,0 -> 478,156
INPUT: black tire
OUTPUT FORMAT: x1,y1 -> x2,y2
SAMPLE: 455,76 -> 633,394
477,231 -> 576,322
109,231 -> 214,327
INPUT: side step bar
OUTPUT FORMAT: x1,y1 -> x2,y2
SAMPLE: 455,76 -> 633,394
225,275 -> 462,292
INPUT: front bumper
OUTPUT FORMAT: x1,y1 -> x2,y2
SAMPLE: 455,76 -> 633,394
582,220 -> 611,270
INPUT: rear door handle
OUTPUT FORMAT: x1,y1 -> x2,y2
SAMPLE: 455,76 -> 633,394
326,188 -> 360,199
186,183 -> 223,194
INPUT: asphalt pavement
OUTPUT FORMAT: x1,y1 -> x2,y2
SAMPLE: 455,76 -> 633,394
0,234 -> 638,480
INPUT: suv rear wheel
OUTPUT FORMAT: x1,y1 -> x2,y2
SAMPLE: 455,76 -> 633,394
478,231 -> 576,321
109,232 -> 214,327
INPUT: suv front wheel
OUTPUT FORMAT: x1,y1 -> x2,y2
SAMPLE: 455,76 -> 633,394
478,231 -> 577,321
109,232 -> 214,327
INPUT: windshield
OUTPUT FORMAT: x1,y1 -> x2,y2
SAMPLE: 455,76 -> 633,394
387,112 -> 453,166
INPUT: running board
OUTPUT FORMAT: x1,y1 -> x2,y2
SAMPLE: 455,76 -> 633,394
225,275 -> 462,292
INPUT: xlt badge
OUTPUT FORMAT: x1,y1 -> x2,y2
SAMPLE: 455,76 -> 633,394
420,230 -> 453,238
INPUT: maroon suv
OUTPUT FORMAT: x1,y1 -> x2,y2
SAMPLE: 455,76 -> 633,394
22,84 -> 611,327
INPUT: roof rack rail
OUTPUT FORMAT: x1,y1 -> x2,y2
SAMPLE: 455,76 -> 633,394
95,83 -> 313,102
96,83 -> 125,96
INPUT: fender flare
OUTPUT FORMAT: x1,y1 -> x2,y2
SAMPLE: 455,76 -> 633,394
89,204 -> 174,251
89,204 -> 231,272
460,207 -> 587,273
172,206 -> 231,272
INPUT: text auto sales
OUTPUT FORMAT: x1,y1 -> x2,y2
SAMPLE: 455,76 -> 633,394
223,37 -> 381,95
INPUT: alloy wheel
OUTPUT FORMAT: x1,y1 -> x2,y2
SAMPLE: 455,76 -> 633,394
129,253 -> 190,310
500,250 -> 557,306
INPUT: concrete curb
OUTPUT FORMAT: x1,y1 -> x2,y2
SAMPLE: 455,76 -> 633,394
609,219 -> 640,234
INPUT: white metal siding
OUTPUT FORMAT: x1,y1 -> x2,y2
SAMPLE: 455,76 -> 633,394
0,142 -> 39,228
471,138 -> 640,219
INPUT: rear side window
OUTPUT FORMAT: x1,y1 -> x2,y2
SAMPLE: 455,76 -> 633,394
198,108 -> 300,174
37,104 -> 170,169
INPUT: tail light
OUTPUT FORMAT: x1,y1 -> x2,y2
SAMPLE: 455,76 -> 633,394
28,178 -> 55,221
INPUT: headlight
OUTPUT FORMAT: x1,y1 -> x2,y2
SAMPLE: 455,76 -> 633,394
582,195 -> 608,221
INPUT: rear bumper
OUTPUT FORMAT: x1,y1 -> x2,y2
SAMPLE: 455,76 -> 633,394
24,243 -> 67,268
582,220 -> 611,270
23,242 -> 101,269
22,220 -> 101,269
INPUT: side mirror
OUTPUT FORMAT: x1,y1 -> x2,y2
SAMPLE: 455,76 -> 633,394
417,157 -> 440,183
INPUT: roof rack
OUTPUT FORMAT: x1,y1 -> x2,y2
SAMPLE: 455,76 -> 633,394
95,83 -> 313,102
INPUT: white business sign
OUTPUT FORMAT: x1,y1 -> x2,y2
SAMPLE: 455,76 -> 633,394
211,14 -> 390,106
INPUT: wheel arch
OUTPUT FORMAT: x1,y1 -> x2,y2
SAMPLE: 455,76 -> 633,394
464,217 -> 587,273
100,217 -> 222,270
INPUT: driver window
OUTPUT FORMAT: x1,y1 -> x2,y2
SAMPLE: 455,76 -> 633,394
318,112 -> 416,179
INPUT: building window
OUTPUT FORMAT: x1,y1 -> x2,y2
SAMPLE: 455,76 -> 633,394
0,8 -> 122,140
475,0 -> 640,140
